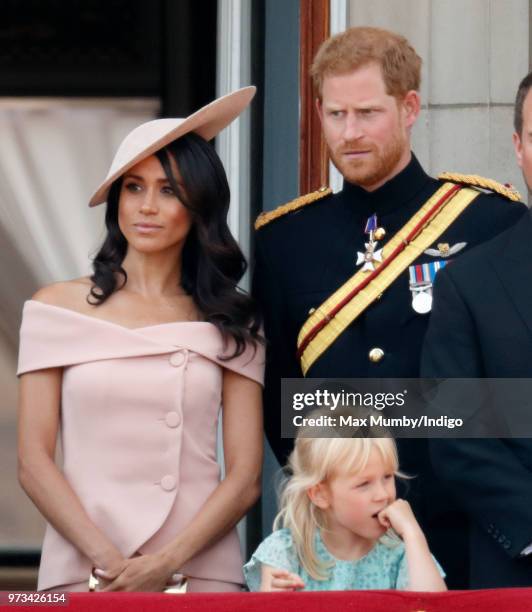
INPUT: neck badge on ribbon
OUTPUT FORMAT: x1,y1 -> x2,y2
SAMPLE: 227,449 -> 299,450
356,214 -> 386,272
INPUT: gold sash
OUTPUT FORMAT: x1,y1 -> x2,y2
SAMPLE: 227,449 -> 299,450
297,183 -> 481,375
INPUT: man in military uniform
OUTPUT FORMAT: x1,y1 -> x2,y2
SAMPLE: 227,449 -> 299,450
253,27 -> 526,589
421,73 -> 532,587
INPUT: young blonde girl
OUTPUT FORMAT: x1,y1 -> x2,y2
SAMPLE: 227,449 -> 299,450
244,435 -> 446,591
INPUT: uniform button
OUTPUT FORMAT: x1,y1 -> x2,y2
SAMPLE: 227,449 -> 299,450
165,411 -> 181,428
161,475 -> 176,491
368,348 -> 385,363
169,350 -> 186,367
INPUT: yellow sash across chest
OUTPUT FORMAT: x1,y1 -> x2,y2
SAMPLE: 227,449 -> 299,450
297,182 -> 481,375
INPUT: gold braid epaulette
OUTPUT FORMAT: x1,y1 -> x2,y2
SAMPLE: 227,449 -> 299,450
438,172 -> 522,202
254,186 -> 332,230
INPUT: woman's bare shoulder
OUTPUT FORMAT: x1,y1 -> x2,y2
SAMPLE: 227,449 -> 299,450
31,278 -> 93,311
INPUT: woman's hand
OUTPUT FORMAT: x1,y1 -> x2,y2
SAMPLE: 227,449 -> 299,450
260,565 -> 305,592
377,499 -> 423,540
97,553 -> 177,592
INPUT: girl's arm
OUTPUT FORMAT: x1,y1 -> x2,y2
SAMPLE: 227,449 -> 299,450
101,368 -> 263,591
18,368 -> 126,573
260,565 -> 305,591
378,499 -> 447,592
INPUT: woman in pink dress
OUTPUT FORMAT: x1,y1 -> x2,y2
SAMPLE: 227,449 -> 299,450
17,87 -> 264,593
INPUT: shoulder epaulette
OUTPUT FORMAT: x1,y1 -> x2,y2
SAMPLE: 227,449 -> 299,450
438,172 -> 522,202
254,186 -> 332,230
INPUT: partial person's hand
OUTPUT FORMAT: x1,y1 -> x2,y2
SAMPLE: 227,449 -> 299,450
261,568 -> 305,592
377,498 -> 422,540
95,553 -> 177,592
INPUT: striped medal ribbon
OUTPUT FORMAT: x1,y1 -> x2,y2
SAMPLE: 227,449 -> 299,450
408,260 -> 449,313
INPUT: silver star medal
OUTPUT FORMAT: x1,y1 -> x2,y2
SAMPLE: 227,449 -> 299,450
356,214 -> 385,272
356,242 -> 383,272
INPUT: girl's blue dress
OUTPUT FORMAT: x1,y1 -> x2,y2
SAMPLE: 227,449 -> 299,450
244,528 -> 445,591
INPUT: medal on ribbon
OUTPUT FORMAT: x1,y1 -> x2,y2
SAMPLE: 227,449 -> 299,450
356,214 -> 385,272
408,260 -> 449,313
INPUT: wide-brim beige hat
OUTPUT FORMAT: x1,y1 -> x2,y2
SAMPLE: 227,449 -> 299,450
89,86 -> 256,207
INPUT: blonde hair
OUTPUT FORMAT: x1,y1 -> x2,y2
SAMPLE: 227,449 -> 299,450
273,434 -> 399,581
310,26 -> 421,99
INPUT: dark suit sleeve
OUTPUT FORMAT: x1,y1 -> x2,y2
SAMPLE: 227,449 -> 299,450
422,269 -> 532,559
253,231 -> 299,465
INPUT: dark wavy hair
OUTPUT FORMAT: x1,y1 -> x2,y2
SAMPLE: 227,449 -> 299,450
89,132 -> 262,358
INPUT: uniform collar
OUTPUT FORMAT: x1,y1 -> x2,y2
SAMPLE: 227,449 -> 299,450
341,153 -> 432,217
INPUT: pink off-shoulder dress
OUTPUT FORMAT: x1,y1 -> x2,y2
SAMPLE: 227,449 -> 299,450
17,300 -> 265,592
